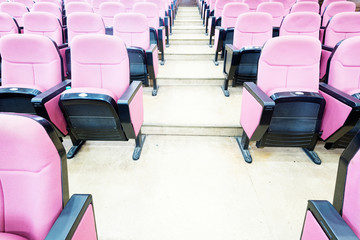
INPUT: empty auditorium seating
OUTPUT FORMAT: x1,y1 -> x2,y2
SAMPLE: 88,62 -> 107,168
256,2 -> 284,36
0,12 -> 20,37
301,131 -> 360,239
320,0 -> 345,15
213,2 -> 249,65
238,36 -> 324,164
289,1 -> 319,13
0,112 -> 98,240
133,2 -> 166,64
320,12 -> 360,79
203,0 -> 215,33
318,37 -> 360,150
66,1 -> 93,14
243,0 -> 263,11
270,0 -> 292,14
114,13 -> 159,95
222,12 -> 273,96
145,0 -> 171,45
99,2 -> 125,28
279,12 -> 320,38
32,2 -> 63,22
59,34 -> 146,160
320,0 -> 352,44
92,0 -> 113,14
13,0 -> 35,10
321,1 -> 356,28
66,12 -> 105,77
208,0 -> 238,46
23,12 -> 64,45
0,34 -> 69,136
0,2 -> 29,28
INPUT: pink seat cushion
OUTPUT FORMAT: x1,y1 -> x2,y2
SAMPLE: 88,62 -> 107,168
23,12 -> 63,45
0,113 -> 63,239
0,233 -> 28,240
257,35 -> 321,96
256,2 -> 284,27
99,2 -> 125,27
233,12 -> 273,49
113,13 -> 150,50
133,2 -> 159,29
321,1 -> 355,27
324,12 -> 360,47
0,34 -> 62,91
280,12 -> 320,38
71,34 -> 130,100
67,12 -> 105,46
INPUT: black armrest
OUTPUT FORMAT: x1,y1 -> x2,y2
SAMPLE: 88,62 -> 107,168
31,80 -> 71,120
223,44 -> 240,76
322,45 -> 334,52
145,44 -> 157,81
157,26 -> 165,51
305,200 -> 359,239
244,82 -> 275,140
58,43 -> 68,49
45,194 -> 98,240
117,81 -> 142,138
320,82 -> 360,108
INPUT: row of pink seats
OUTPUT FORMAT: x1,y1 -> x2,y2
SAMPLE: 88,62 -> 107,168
0,33 -> 146,160
0,112 -> 98,239
0,10 -> 163,93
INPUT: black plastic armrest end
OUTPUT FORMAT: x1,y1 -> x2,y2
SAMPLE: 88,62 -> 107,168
32,80 -> 71,106
320,82 -> 360,108
244,82 -> 275,108
306,200 -> 358,239
45,194 -> 97,240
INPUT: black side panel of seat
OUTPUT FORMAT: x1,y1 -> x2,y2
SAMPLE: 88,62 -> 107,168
127,48 -> 148,85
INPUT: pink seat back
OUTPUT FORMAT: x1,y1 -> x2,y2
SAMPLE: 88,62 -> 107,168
38,0 -> 62,8
214,0 -> 238,18
66,2 -> 93,14
99,2 -> 125,27
0,113 -> 65,240
67,12 -> 105,46
32,2 -> 62,21
0,2 -> 29,27
92,0 -> 115,13
209,0 -> 215,11
233,12 -> 273,49
323,12 -> 360,47
118,0 -> 141,12
280,12 -> 320,38
221,2 -> 249,29
133,2 -> 159,29
113,12 -> 150,50
144,0 -> 166,18
270,0 -> 292,14
326,36 -> 360,96
23,12 -> 63,45
290,1 -> 319,13
71,34 -> 130,100
321,1 -> 355,27
243,0 -> 264,11
256,2 -> 284,27
13,0 -> 34,9
320,0 -> 345,15
257,35 -> 321,96
0,34 -> 62,92
0,12 -> 19,38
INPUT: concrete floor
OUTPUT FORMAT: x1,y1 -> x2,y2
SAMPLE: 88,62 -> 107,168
63,5 -> 344,240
